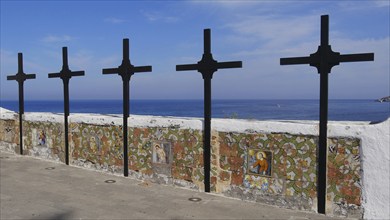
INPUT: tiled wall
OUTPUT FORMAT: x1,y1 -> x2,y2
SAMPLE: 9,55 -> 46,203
23,121 -> 65,162
0,118 -> 361,217
0,119 -> 18,152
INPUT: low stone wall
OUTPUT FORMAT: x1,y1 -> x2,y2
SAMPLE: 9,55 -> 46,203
0,107 -> 389,219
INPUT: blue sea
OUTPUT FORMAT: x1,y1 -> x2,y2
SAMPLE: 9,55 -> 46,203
0,99 -> 389,122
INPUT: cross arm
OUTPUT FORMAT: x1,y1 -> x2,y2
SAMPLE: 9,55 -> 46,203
48,72 -> 61,78
176,64 -> 199,71
339,53 -> 374,63
133,66 -> 152,73
7,75 -> 17,80
216,61 -> 242,69
49,70 -> 84,78
25,74 -> 36,80
280,56 -> 311,65
7,73 -> 36,81
176,61 -> 242,71
70,71 -> 85,77
102,68 -> 119,75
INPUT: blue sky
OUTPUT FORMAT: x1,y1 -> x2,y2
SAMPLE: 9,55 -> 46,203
1,0 -> 389,100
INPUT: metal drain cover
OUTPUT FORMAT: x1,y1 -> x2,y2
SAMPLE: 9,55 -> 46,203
188,197 -> 202,202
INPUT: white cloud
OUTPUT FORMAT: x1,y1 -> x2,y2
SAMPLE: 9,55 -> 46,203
141,10 -> 179,23
0,49 -> 54,100
0,49 -> 52,74
193,0 -> 259,7
229,14 -> 317,41
224,14 -> 319,57
41,35 -> 74,43
337,0 -> 390,11
218,8 -> 389,99
190,0 -> 282,9
68,50 -> 94,70
374,0 -> 390,7
104,17 -> 126,24
0,49 -> 16,68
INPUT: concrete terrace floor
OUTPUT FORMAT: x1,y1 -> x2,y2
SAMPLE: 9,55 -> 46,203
0,150 -> 353,220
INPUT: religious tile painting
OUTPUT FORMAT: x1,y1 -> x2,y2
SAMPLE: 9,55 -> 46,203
152,141 -> 172,165
38,130 -> 46,145
247,149 -> 273,177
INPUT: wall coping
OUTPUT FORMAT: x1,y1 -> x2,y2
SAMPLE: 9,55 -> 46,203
1,107 -> 387,137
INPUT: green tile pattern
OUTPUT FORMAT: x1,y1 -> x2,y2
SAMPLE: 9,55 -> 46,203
23,121 -> 64,161
327,138 -> 361,213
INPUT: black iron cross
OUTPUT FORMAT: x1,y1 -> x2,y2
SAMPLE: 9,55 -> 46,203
176,29 -> 242,192
280,15 -> 374,214
102,38 -> 152,177
7,53 -> 36,155
48,47 -> 85,165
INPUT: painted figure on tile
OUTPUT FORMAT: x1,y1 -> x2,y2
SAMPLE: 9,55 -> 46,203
252,151 -> 268,175
153,142 -> 171,164
155,144 -> 166,163
38,130 -> 46,145
89,135 -> 101,154
248,149 -> 272,176
90,136 -> 97,153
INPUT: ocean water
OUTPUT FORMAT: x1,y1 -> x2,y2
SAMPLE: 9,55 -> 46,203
0,99 -> 389,122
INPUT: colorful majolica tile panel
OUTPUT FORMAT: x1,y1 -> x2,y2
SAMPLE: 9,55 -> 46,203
327,137 -> 361,206
247,149 -> 273,177
0,120 -> 17,143
23,121 -> 64,161
70,123 -> 123,167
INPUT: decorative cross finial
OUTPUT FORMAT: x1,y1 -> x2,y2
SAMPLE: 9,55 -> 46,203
7,53 -> 37,114
280,14 -> 374,214
103,39 -> 152,81
7,53 -> 36,84
176,29 -> 242,192
7,53 -> 36,155
177,29 -> 242,79
281,15 -> 374,73
48,47 -> 85,117
102,38 -> 152,177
